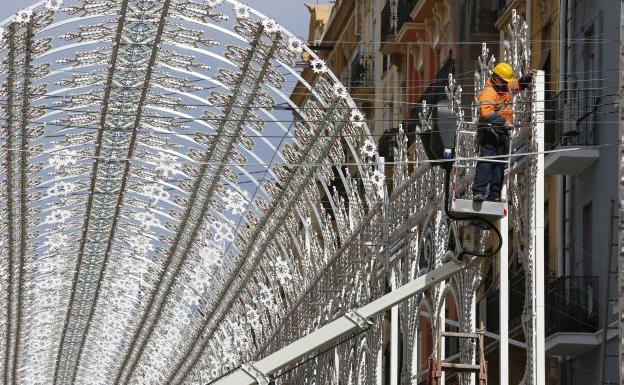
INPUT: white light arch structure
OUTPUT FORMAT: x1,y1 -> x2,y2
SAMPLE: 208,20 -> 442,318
0,1 -> 382,384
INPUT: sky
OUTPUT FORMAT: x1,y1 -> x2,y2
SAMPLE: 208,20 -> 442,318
0,0 -> 317,38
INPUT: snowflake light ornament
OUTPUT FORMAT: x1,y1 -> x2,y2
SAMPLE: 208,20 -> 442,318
212,220 -> 235,243
14,10 -> 33,24
44,0 -> 63,11
223,189 -> 249,215
234,3 -> 250,19
350,111 -> 366,128
261,18 -> 279,34
49,150 -> 79,168
310,58 -> 328,74
245,305 -> 262,330
141,183 -> 169,203
47,181 -> 76,196
333,83 -> 348,99
134,211 -> 160,229
199,245 -> 222,269
287,37 -> 304,54
360,139 -> 377,158
154,152 -> 178,177
274,257 -> 292,283
257,283 -> 275,309
131,236 -> 153,256
45,209 -> 71,224
370,169 -> 385,191
44,232 -> 69,252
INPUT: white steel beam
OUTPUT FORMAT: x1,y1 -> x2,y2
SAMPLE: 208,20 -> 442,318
500,212 -> 509,385
533,70 -> 546,385
212,257 -> 478,385
390,270 -> 399,385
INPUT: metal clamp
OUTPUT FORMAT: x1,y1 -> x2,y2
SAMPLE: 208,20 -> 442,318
345,310 -> 372,329
241,362 -> 270,385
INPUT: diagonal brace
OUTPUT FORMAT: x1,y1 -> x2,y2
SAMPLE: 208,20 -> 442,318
212,256 -> 477,385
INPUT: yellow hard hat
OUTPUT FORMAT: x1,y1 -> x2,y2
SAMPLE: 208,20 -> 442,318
492,62 -> 514,82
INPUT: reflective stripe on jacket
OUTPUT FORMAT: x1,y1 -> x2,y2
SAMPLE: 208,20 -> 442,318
478,78 -> 521,124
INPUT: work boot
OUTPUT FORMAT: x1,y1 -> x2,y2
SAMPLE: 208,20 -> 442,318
472,193 -> 486,202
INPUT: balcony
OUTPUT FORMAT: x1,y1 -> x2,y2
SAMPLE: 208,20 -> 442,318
545,276 -> 600,356
397,0 -> 417,33
347,52 -> 375,97
544,91 -> 600,175
546,276 -> 598,336
381,1 -> 396,43
471,0 -> 501,37
380,0 -> 421,55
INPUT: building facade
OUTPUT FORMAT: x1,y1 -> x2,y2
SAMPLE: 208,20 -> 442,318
541,0 -> 621,383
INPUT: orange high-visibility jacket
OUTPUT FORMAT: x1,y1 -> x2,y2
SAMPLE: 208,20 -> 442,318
478,78 -> 521,124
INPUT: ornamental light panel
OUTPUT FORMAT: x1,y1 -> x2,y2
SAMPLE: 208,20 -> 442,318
0,1 -> 381,384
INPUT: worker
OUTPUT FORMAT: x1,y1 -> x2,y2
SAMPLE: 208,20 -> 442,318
472,63 -> 535,202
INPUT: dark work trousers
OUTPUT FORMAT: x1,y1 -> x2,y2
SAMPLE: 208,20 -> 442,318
472,140 -> 509,200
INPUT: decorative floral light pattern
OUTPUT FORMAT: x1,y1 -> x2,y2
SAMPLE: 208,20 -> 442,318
360,139 -> 377,158
310,58 -> 328,74
223,188 -> 249,215
0,1 -> 378,385
350,110 -> 366,127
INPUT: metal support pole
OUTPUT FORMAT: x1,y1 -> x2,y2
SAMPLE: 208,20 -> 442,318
499,213 -> 509,385
212,258 -> 478,385
390,270 -> 399,385
618,1 -> 624,379
470,293 -> 477,385
533,70 -> 546,385
440,300 -> 446,385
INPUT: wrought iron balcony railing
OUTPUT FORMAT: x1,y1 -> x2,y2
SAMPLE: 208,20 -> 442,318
381,0 -> 416,41
397,0 -> 416,32
349,52 -> 375,88
472,0 -> 501,34
546,276 -> 599,336
545,90 -> 600,151
381,1 -> 396,41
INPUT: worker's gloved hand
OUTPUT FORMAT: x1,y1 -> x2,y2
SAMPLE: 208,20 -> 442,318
519,69 -> 537,89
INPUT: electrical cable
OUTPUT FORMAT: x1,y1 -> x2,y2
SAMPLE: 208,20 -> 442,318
2,141 -> 620,166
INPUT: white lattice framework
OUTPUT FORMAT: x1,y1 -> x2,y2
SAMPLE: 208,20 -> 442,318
249,10 -> 540,385
0,1 -> 383,385
0,2 -> 541,385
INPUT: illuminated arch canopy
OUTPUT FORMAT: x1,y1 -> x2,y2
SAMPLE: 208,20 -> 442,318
0,1 -> 381,384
